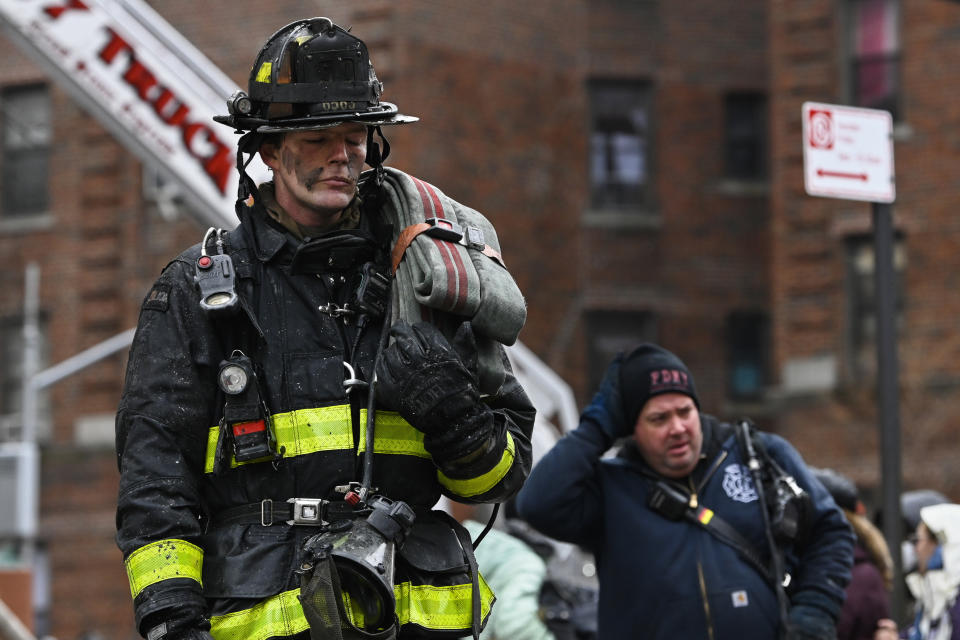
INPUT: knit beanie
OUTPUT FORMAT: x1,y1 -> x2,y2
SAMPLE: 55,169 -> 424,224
619,343 -> 699,428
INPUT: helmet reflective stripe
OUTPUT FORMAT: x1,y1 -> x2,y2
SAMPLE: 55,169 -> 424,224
437,433 -> 517,498
203,407 -> 427,473
124,539 -> 203,598
208,579 -> 494,640
254,62 -> 272,83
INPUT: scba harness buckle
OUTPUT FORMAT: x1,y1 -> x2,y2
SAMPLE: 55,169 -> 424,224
259,498 -> 329,526
422,217 -> 486,251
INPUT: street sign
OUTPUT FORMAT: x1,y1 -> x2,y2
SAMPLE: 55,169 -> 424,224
802,102 -> 895,203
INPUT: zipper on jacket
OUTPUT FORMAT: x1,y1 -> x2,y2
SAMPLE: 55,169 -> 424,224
697,561 -> 715,640
687,477 -> 698,509
696,450 -> 728,495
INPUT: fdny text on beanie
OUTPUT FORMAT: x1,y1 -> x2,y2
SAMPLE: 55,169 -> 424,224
619,343 -> 699,428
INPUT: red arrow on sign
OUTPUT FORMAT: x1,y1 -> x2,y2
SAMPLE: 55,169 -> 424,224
816,168 -> 868,181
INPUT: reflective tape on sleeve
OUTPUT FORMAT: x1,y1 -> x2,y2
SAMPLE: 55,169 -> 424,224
437,432 -> 517,498
125,539 -> 203,599
357,410 -> 429,458
210,588 -> 309,640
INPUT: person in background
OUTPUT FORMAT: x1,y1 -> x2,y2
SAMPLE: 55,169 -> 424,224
877,503 -> 960,640
516,343 -> 854,639
446,501 -> 557,640
812,467 -> 894,640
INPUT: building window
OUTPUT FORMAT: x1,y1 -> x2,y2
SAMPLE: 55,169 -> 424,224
725,311 -> 769,400
847,0 -> 900,119
844,234 -> 906,380
1,85 -> 51,217
588,79 -> 651,210
585,310 -> 657,393
0,314 -> 49,442
724,92 -> 767,180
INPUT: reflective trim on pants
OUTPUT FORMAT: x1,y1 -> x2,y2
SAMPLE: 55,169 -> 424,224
208,576 -> 494,640
210,588 -> 309,640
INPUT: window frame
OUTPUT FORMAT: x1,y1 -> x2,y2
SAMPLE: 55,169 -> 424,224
0,83 -> 52,219
587,77 -> 654,213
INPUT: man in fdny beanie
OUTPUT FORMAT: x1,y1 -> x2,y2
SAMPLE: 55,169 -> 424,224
619,343 -> 699,431
517,341 -> 855,640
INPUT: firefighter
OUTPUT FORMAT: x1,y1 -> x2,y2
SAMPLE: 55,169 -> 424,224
115,17 -> 535,640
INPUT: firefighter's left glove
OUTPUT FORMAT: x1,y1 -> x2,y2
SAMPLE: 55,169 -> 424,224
376,321 -> 495,464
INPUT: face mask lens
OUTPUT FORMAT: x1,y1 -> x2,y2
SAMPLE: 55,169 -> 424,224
219,364 -> 249,394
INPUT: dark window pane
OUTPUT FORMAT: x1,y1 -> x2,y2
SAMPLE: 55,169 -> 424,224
3,148 -> 49,214
585,310 -> 658,393
589,79 -> 651,209
726,311 -> 769,400
848,0 -> 900,119
724,93 -> 767,180
1,85 -> 51,217
844,234 -> 906,380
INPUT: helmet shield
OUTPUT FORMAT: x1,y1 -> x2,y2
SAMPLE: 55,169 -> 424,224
215,17 -> 417,133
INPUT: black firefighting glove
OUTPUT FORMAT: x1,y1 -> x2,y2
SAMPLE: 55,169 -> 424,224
142,604 -> 213,640
375,321 -> 495,464
579,353 -> 630,447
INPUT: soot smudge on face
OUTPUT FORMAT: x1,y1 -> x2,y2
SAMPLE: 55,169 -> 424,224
281,146 -> 325,192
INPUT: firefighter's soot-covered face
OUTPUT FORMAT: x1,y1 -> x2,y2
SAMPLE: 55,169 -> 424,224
260,123 -> 368,229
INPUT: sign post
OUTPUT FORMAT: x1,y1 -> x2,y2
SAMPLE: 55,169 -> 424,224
802,102 -> 904,621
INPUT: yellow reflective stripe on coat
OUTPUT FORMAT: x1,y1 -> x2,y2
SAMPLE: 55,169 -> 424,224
210,588 -> 308,640
204,405 -> 353,473
125,539 -> 203,599
437,433 -> 516,497
209,577 -> 492,640
357,410 -> 429,458
395,575 -> 494,630
204,407 -> 429,473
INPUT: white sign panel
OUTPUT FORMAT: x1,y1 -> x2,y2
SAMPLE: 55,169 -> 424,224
802,101 -> 895,203
0,0 -> 269,228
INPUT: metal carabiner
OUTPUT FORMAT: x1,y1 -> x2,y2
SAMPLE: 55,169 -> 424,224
343,361 -> 369,394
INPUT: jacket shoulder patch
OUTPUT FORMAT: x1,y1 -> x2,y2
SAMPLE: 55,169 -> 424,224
143,284 -> 171,312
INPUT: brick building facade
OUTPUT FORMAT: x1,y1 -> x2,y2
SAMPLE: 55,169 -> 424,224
0,1 -> 956,638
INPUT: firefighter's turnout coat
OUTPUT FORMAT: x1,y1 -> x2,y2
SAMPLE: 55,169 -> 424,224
115,193 -> 536,640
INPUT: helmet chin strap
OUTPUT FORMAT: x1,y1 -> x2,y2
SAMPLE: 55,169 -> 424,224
235,131 -> 265,201
365,125 -> 390,187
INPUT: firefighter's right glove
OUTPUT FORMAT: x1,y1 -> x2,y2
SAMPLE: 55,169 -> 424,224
142,604 -> 213,640
376,321 -> 495,464
579,353 -> 630,447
